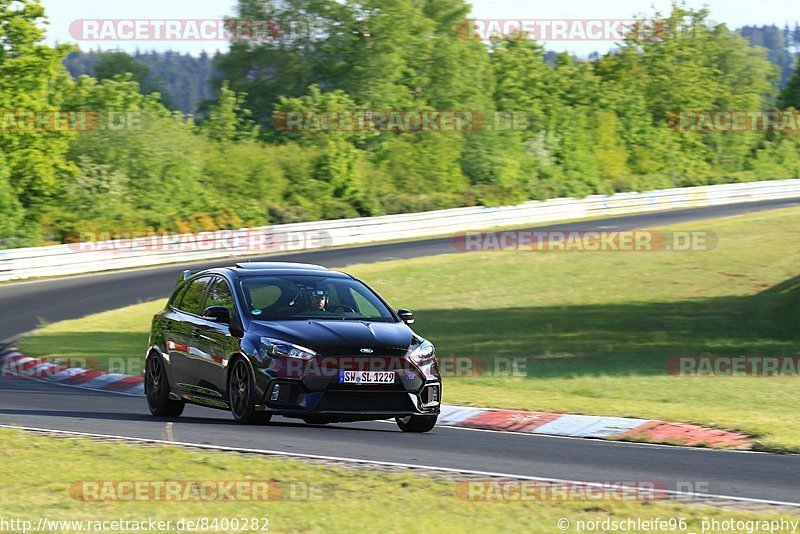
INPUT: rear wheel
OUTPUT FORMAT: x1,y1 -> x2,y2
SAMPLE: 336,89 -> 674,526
396,414 -> 437,433
145,353 -> 184,417
229,358 -> 271,425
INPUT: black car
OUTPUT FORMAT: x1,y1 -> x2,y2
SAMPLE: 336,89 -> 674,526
145,262 -> 441,432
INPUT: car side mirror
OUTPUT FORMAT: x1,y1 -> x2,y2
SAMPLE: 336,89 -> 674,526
203,306 -> 231,324
397,309 -> 415,325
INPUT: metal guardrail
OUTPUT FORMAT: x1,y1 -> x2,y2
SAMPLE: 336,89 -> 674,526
1,179 -> 799,282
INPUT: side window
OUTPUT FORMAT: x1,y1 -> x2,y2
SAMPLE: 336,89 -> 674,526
178,277 -> 211,316
169,284 -> 188,309
349,288 -> 381,318
206,278 -> 235,316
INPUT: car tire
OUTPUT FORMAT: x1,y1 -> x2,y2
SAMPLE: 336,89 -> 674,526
395,414 -> 438,433
145,353 -> 185,417
228,358 -> 271,425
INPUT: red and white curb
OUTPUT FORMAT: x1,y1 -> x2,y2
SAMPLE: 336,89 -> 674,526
0,345 -> 753,449
0,345 -> 143,396
437,407 -> 753,449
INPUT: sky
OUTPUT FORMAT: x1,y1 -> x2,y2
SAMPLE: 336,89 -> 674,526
42,0 -> 799,57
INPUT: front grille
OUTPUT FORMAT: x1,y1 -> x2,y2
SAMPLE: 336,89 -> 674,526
317,391 -> 414,412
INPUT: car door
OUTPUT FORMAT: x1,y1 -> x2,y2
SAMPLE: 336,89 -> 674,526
190,276 -> 239,397
169,276 -> 212,391
160,282 -> 191,389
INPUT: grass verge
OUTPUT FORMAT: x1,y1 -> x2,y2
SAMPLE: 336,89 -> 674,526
0,428 -> 794,533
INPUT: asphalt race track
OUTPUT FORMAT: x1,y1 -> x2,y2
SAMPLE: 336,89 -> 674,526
2,379 -> 800,503
2,197 -> 800,505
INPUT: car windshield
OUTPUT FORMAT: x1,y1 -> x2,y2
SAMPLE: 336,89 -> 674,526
240,275 -> 396,322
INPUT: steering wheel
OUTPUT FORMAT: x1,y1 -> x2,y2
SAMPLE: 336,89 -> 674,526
329,304 -> 356,313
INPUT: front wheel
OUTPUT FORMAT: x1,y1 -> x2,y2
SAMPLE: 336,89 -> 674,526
145,354 -> 184,417
396,414 -> 437,433
228,358 -> 271,425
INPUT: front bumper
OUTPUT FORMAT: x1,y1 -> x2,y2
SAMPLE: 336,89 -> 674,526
256,380 -> 441,421
254,353 -> 441,420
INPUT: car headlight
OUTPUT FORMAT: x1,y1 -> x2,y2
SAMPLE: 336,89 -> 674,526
408,339 -> 436,365
261,337 -> 317,360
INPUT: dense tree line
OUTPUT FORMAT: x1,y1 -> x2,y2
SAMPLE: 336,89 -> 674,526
65,50 -> 217,115
1,0 -> 800,247
63,25 -> 799,116
739,24 -> 800,88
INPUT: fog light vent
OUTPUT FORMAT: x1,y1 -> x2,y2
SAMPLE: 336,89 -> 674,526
422,384 -> 440,405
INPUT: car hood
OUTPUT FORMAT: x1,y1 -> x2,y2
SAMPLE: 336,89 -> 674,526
250,319 -> 416,353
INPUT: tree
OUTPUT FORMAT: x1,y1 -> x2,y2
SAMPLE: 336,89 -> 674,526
198,81 -> 259,142
4,0 -> 800,246
592,111 -> 630,184
65,50 -> 215,114
94,52 -> 150,87
0,161 -> 24,243
0,0 -> 76,243
779,58 -> 800,109
739,25 -> 796,87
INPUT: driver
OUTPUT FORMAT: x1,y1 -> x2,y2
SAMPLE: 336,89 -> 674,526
309,288 -> 328,311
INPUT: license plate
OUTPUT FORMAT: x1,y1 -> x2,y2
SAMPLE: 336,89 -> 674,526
338,371 -> 395,384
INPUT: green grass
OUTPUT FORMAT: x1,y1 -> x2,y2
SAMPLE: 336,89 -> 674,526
17,300 -> 164,375
17,207 -> 800,450
0,428 -> 792,533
